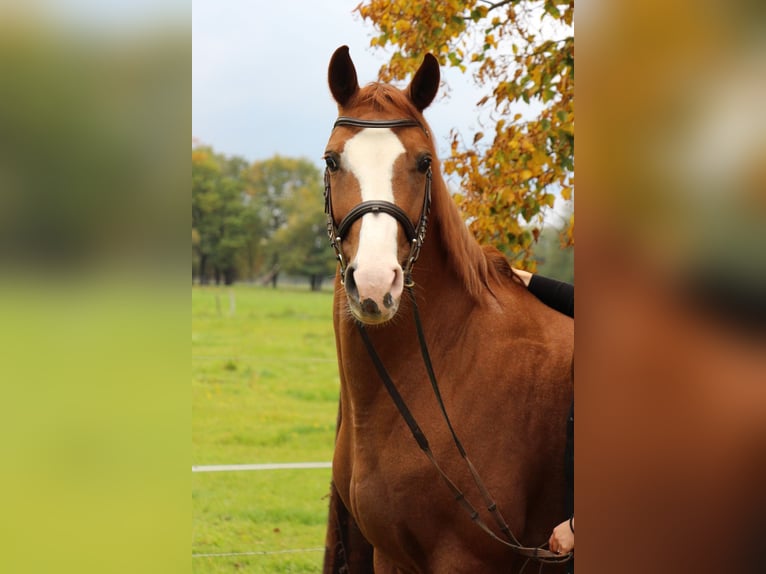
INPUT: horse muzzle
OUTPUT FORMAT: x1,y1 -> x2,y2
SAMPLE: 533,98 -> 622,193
343,263 -> 404,324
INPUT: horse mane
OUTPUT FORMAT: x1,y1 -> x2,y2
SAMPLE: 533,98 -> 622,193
429,157 -> 518,299
348,83 -> 517,300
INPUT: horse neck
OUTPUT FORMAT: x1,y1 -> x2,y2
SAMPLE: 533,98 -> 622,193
334,171 -> 502,412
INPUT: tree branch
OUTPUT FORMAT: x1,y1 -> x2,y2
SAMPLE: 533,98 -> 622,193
478,0 -> 516,12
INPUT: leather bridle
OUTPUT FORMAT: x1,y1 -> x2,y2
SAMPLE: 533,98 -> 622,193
324,116 -> 572,567
323,116 -> 432,286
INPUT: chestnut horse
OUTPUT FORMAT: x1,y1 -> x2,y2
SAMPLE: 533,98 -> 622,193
322,46 -> 574,574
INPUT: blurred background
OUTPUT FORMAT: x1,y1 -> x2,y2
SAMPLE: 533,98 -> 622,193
0,1 -> 188,573
578,1 -> 766,573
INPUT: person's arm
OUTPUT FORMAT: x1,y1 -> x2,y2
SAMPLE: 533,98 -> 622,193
514,269 -> 574,318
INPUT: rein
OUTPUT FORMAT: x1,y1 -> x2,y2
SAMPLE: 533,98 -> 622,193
327,115 -> 571,565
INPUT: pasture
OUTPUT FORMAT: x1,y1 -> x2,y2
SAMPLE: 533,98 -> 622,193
192,285 -> 339,573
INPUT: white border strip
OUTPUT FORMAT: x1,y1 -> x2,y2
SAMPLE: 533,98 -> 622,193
192,462 -> 332,472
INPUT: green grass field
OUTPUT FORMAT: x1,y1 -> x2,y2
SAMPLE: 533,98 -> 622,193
193,285 -> 339,573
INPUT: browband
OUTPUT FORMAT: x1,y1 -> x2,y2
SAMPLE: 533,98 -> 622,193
334,116 -> 428,136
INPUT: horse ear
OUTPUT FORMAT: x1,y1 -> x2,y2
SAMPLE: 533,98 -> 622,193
408,53 -> 440,111
328,45 -> 359,107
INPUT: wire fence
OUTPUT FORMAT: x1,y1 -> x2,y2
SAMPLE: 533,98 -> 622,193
192,461 -> 331,560
193,462 -> 332,472
193,547 -> 324,558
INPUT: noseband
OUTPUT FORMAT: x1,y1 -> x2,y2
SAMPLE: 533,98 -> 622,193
323,116 -> 432,286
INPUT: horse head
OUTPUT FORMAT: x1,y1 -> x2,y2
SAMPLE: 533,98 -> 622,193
324,45 -> 439,325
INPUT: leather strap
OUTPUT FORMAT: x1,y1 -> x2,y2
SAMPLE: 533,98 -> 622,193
334,116 -> 426,135
406,287 -> 521,546
337,201 -> 417,244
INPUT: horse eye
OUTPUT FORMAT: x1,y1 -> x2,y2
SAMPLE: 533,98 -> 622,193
417,155 -> 432,173
324,154 -> 339,172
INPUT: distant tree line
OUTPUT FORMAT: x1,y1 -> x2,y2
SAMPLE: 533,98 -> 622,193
192,144 -> 336,290
191,143 -> 572,289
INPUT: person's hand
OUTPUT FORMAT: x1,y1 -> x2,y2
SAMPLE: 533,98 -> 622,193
512,268 -> 533,287
548,517 -> 574,554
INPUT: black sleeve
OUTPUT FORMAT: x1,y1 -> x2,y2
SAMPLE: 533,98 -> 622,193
527,274 -> 574,318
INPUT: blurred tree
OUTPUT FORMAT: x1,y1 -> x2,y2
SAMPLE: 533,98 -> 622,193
271,183 -> 337,291
245,156 -> 328,287
192,149 -> 339,288
357,0 -> 573,270
192,146 -> 260,285
533,214 -> 574,283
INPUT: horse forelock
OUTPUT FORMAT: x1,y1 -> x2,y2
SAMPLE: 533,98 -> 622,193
351,83 -> 421,117
340,82 -> 507,300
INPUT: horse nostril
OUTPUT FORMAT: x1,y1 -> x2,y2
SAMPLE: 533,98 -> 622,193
361,298 -> 380,315
344,266 -> 359,302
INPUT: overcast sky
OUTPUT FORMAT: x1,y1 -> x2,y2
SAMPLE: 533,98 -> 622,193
192,0 -> 489,168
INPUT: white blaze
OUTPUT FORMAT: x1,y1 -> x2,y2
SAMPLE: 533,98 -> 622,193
343,129 -> 405,294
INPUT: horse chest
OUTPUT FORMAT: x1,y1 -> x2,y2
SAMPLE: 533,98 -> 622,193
339,415 -> 475,547
346,449 -> 444,562
344,443 -> 524,573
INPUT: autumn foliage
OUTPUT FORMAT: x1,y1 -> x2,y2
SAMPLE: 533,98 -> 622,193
356,0 -> 573,267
